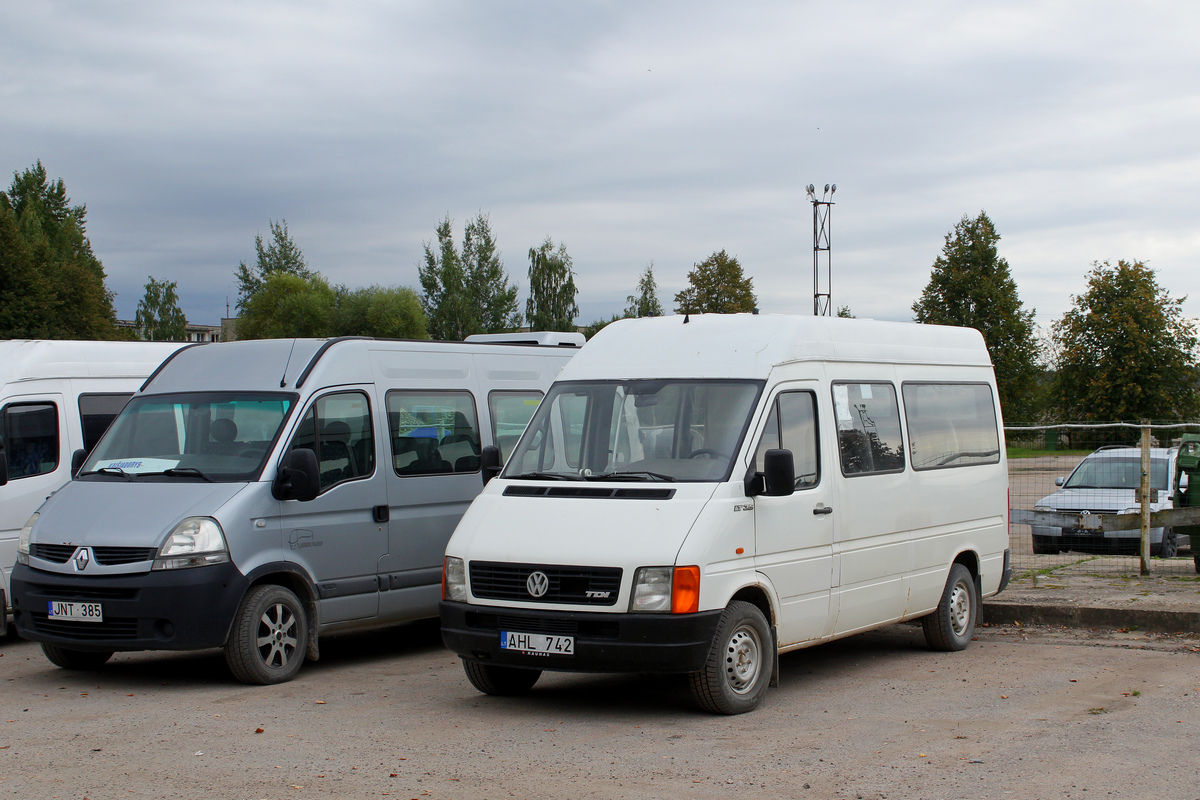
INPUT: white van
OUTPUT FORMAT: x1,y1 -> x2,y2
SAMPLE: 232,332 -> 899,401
440,314 -> 1012,714
0,340 -> 186,636
11,334 -> 580,682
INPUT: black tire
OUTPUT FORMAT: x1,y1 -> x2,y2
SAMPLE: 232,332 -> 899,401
688,600 -> 773,715
461,659 -> 541,695
922,563 -> 977,652
1194,553 -> 1199,575
224,584 -> 308,685
1154,529 -> 1178,558
1031,535 -> 1060,555
41,643 -> 113,670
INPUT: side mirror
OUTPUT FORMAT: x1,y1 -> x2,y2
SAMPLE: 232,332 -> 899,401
481,445 -> 502,485
272,448 -> 320,502
1054,477 -> 1065,486
762,449 -> 796,497
71,449 -> 87,477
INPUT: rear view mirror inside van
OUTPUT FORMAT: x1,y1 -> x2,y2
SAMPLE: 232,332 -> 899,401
272,448 -> 320,502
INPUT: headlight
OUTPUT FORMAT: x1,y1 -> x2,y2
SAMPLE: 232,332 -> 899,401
16,512 -> 38,565
1034,505 -> 1052,512
630,566 -> 701,614
630,566 -> 673,612
443,556 -> 467,602
1122,507 -> 1140,515
153,517 -> 229,570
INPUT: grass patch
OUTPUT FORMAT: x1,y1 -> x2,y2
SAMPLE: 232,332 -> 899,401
1007,447 -> 1093,459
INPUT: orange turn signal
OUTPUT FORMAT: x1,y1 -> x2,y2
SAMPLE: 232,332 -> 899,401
672,565 -> 701,614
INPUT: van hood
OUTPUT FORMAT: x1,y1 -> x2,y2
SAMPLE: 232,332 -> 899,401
1037,487 -> 1165,513
447,481 -> 718,567
32,480 -> 250,548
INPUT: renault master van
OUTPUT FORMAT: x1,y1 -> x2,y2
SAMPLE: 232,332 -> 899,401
440,314 -> 1011,714
0,340 -> 186,637
11,334 -> 579,682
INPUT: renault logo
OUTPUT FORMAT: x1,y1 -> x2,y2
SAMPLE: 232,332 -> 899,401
525,571 -> 549,598
73,547 -> 91,572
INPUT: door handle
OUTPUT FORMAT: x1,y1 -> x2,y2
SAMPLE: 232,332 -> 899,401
373,505 -> 390,523
812,506 -> 833,516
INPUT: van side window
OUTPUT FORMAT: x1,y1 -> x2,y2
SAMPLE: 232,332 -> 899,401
387,391 -> 480,475
832,382 -> 905,476
754,391 -> 820,488
902,382 -> 1000,470
488,391 -> 544,463
78,393 -> 132,454
1,402 -> 59,479
292,392 -> 374,491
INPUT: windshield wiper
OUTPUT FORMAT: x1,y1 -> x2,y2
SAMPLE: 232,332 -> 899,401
160,467 -> 214,482
588,470 -> 677,482
76,467 -> 135,481
506,471 -> 584,481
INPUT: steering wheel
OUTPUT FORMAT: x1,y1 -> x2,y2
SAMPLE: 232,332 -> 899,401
687,449 -> 730,460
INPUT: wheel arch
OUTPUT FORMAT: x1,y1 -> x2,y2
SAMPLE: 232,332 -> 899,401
236,562 -> 321,661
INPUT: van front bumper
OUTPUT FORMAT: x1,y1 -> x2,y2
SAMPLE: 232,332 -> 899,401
440,601 -> 723,673
10,562 -> 248,652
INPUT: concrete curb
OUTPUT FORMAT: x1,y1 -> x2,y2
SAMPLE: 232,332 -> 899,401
981,600 -> 1200,634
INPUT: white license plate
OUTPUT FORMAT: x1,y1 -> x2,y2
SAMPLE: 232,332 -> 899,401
47,601 -> 103,622
500,631 -> 574,655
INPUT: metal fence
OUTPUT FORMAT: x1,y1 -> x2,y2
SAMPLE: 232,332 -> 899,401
1006,422 -> 1200,577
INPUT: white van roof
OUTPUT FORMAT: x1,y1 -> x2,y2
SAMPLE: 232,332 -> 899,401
558,314 -> 992,381
464,332 -> 585,347
0,340 -> 187,386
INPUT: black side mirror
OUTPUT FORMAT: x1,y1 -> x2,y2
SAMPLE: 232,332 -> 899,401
71,449 -> 87,477
481,445 -> 502,485
272,448 -> 320,502
762,449 -> 796,497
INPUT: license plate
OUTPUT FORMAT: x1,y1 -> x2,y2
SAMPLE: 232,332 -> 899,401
500,631 -> 574,656
47,601 -> 103,622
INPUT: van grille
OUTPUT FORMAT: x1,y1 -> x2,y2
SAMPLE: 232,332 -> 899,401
31,614 -> 140,640
469,562 -> 622,606
22,582 -> 139,601
31,544 -> 156,565
464,612 -> 621,639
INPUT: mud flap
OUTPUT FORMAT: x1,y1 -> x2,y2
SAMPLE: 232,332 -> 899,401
769,625 -> 780,688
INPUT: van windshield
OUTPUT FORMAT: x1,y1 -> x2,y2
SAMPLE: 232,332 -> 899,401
503,380 -> 763,483
80,392 -> 297,482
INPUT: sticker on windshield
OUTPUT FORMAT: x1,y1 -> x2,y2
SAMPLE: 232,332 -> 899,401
93,457 -> 181,473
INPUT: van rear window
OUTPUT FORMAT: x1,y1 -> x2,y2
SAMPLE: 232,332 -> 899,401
902,382 -> 1001,470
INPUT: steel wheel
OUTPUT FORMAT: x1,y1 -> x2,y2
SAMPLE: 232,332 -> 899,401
689,600 -> 773,714
948,577 -> 972,637
923,563 -> 977,652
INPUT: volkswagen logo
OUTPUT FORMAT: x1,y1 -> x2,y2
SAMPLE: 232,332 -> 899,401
525,571 -> 549,598
73,547 -> 91,572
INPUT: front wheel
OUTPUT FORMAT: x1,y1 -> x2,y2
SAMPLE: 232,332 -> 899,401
922,563 -> 977,652
461,660 -> 541,695
689,601 -> 773,715
224,584 -> 308,685
42,643 -> 113,670
1155,529 -> 1178,558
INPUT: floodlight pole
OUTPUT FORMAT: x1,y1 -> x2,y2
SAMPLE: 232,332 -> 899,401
807,183 -> 835,316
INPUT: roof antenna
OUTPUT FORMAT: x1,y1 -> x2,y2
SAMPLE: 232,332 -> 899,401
280,339 -> 298,387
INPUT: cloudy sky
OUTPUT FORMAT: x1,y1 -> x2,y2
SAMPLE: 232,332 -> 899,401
3,2 -> 1198,331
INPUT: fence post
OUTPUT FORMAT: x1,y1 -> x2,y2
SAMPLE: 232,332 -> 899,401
1140,421 -> 1151,576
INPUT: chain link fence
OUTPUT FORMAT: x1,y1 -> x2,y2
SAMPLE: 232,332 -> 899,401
1007,422 -> 1200,577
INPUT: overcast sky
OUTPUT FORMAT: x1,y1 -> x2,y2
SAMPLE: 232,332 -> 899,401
3,2 -> 1198,331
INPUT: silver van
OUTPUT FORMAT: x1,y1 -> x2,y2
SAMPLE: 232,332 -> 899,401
10,334 -> 579,682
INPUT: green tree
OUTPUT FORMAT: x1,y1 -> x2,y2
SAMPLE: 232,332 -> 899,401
836,305 -> 855,319
526,237 -> 579,331
625,263 -> 663,318
912,212 -> 1040,420
235,219 -> 312,311
673,250 -> 756,314
333,285 -> 428,339
236,272 -> 336,340
582,314 -> 623,340
419,214 -> 520,340
135,276 -> 188,341
1051,259 -> 1199,422
0,162 -> 121,339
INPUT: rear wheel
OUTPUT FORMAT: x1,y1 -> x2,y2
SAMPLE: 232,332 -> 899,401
461,660 -> 541,695
1155,529 -> 1178,558
42,643 -> 113,670
689,601 -> 773,715
923,564 -> 977,652
225,584 -> 308,685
